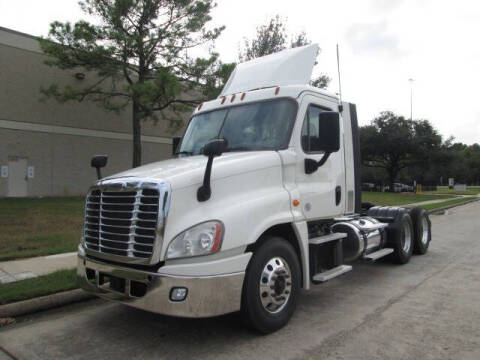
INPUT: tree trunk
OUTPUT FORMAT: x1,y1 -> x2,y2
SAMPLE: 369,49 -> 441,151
387,168 -> 396,193
132,102 -> 142,168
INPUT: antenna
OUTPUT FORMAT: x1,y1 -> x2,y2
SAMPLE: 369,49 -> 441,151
336,44 -> 344,112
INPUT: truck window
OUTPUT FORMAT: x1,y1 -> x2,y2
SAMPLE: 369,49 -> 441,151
179,99 -> 297,155
301,105 -> 330,153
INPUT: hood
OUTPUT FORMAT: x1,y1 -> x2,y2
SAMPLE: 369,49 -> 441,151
102,151 -> 282,190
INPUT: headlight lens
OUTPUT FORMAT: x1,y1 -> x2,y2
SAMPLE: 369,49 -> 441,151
166,221 -> 223,260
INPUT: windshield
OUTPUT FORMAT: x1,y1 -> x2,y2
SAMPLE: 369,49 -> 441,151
178,99 -> 297,155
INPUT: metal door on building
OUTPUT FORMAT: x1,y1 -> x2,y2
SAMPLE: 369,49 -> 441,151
8,158 -> 28,197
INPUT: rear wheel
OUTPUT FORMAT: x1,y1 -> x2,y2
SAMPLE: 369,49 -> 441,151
241,236 -> 300,334
409,207 -> 431,254
389,212 -> 414,264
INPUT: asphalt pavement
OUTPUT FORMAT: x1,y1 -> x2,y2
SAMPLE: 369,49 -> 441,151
1,202 -> 479,360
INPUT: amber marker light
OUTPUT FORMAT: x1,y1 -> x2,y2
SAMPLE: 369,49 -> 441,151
275,87 -> 280,95
292,199 -> 300,207
241,93 -> 246,100
221,96 -> 226,104
211,223 -> 223,253
197,102 -> 203,110
231,94 -> 236,102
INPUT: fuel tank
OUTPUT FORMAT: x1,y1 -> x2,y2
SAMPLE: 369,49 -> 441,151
331,217 -> 386,262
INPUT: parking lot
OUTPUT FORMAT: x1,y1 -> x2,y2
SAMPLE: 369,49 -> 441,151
1,201 -> 479,360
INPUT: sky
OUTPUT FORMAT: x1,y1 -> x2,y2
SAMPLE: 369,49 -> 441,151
1,0 -> 479,144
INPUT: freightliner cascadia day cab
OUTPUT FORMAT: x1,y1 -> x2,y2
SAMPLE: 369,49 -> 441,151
78,44 -> 432,333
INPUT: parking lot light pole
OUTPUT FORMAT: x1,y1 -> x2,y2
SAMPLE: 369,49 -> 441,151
409,78 -> 414,120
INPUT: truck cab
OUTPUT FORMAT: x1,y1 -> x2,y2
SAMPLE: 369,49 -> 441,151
77,44 -> 432,333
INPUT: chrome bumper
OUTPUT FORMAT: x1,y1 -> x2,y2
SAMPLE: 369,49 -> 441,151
77,255 -> 245,318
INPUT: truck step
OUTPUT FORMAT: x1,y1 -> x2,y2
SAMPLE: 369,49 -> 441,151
364,248 -> 394,261
309,232 -> 347,245
312,265 -> 352,283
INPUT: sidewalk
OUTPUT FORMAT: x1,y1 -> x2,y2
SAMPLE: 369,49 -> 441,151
404,198 -> 453,207
404,193 -> 479,207
0,252 -> 77,284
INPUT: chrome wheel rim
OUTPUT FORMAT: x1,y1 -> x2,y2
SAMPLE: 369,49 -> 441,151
402,221 -> 412,253
421,217 -> 429,245
259,257 -> 292,314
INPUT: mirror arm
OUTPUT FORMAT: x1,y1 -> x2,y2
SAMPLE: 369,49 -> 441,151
96,168 -> 102,180
317,152 -> 331,167
197,155 -> 215,202
304,152 -> 331,174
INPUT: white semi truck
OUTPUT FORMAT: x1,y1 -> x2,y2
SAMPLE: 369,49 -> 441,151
78,44 -> 432,333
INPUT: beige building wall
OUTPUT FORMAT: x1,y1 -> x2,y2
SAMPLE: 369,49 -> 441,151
0,27 -> 189,197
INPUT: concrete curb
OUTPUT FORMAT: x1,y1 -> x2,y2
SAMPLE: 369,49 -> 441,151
0,289 -> 94,318
428,198 -> 480,215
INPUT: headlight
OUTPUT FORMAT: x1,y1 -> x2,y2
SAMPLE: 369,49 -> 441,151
166,221 -> 223,260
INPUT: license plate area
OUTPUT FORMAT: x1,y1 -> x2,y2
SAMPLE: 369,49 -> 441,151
101,273 -> 126,293
85,265 -> 149,298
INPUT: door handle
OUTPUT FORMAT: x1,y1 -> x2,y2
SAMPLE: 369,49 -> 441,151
335,186 -> 341,205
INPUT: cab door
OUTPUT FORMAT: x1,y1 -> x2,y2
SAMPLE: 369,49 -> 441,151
293,94 -> 346,220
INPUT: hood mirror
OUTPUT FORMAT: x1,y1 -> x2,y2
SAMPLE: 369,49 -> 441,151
91,155 -> 108,179
197,139 -> 227,202
202,138 -> 227,157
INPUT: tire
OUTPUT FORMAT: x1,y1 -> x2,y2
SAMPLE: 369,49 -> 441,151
409,207 -> 431,254
361,201 -> 376,211
388,212 -> 414,264
241,236 -> 301,334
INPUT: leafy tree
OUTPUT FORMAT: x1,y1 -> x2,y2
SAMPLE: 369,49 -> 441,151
239,15 -> 287,61
40,0 -> 225,167
360,111 -> 442,190
238,16 -> 330,89
443,142 -> 480,184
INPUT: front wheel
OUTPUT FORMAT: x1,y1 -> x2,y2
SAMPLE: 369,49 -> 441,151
241,236 -> 301,334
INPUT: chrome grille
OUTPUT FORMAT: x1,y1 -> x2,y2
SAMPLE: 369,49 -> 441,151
82,180 -> 170,263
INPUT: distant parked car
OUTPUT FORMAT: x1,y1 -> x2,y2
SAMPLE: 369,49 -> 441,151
362,182 -> 376,191
403,184 -> 414,192
393,183 -> 403,192
392,183 -> 414,192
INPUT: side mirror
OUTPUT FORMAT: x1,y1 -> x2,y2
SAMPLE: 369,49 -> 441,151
197,139 -> 227,202
91,155 -> 108,179
304,112 -> 340,174
172,137 -> 181,155
317,111 -> 340,153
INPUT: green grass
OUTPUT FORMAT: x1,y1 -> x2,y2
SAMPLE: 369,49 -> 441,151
423,197 -> 478,211
0,197 -> 84,261
361,192 -> 456,206
0,269 -> 78,305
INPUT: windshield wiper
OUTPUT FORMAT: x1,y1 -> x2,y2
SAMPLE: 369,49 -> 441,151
175,151 -> 193,156
224,146 -> 274,152
223,146 -> 251,152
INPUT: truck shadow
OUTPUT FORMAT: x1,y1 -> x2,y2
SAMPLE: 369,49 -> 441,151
76,262 -> 420,352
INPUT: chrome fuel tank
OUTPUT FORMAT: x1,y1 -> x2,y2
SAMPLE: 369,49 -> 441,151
331,217 -> 386,262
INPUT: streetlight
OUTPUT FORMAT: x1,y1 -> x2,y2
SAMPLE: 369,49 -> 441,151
408,78 -> 414,120
409,78 -> 416,193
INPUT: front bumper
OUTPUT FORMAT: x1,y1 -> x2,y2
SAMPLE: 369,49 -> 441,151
77,254 -> 246,318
